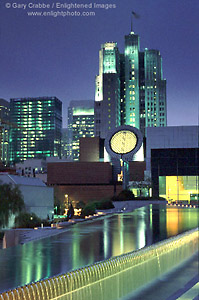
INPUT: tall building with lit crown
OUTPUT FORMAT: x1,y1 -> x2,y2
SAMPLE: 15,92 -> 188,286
124,33 -> 140,129
68,100 -> 95,161
0,99 -> 10,165
10,97 -> 62,163
95,32 -> 167,138
95,43 -> 121,138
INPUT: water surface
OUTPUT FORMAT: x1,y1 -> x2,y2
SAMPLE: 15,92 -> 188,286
0,205 -> 198,293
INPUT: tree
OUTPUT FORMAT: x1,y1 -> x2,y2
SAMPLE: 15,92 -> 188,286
15,212 -> 41,228
67,203 -> 74,219
0,183 -> 25,228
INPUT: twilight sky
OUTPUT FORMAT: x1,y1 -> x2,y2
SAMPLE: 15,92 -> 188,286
0,0 -> 199,127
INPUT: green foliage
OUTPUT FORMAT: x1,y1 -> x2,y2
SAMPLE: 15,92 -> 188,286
76,201 -> 85,209
81,202 -> 96,218
134,196 -> 166,201
15,212 -> 42,228
80,199 -> 114,218
0,183 -> 25,228
112,190 -> 135,201
95,199 -> 115,210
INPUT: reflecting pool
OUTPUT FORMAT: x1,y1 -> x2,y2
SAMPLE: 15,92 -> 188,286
0,205 -> 198,293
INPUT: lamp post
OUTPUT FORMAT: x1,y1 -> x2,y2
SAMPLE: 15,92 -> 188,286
65,193 -> 70,208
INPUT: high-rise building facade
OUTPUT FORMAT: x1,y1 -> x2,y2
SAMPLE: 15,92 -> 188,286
144,49 -> 167,130
61,128 -> 70,159
95,43 -> 121,138
10,97 -> 62,163
95,32 -> 167,138
124,33 -> 140,129
68,100 -> 95,161
0,99 -> 10,165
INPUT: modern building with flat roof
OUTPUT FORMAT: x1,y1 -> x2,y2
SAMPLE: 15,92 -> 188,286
9,97 -> 62,163
47,161 -> 123,206
146,126 -> 199,202
0,174 -> 54,220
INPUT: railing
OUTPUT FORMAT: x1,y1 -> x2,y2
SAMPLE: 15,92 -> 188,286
1,228 -> 198,300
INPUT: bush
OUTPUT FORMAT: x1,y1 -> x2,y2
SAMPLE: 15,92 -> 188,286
95,199 -> 115,210
15,212 -> 43,228
75,201 -> 85,209
81,202 -> 96,218
112,190 -> 135,201
135,196 -> 166,201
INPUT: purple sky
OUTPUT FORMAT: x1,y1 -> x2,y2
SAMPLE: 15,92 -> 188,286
0,0 -> 199,127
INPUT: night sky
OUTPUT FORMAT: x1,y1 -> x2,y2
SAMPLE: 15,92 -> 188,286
0,0 -> 199,127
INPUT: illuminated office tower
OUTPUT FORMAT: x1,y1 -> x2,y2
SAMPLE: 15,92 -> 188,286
10,97 -> 62,163
95,42 -> 121,138
144,49 -> 167,129
124,33 -> 140,129
61,128 -> 70,158
95,32 -> 167,138
0,99 -> 10,165
68,100 -> 95,160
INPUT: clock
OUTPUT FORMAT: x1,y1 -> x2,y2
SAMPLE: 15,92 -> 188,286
110,130 -> 137,154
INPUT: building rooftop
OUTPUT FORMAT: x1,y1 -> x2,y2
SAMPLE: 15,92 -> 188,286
0,174 -> 46,186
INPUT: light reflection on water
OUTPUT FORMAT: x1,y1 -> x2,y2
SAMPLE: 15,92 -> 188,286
0,205 -> 198,293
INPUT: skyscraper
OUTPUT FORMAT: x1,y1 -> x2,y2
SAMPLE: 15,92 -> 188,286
61,128 -> 70,159
10,97 -> 62,163
95,43 -> 121,138
144,49 -> 167,129
124,33 -> 140,129
68,100 -> 95,161
95,32 -> 167,138
0,99 -> 10,165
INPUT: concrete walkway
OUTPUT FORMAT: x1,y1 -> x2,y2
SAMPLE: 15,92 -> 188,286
125,252 -> 199,300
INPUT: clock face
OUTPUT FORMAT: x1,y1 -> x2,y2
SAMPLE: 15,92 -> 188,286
110,130 -> 137,154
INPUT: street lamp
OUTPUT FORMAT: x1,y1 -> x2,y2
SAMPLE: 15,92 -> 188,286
65,194 -> 69,210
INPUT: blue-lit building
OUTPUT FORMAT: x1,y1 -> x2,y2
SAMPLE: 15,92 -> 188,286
95,31 -> 167,138
10,97 -> 62,163
0,99 -> 10,165
68,100 -> 95,161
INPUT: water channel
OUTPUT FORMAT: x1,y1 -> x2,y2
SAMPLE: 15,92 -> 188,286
0,205 -> 198,293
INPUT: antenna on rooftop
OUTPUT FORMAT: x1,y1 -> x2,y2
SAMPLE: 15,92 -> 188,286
131,11 -> 140,33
